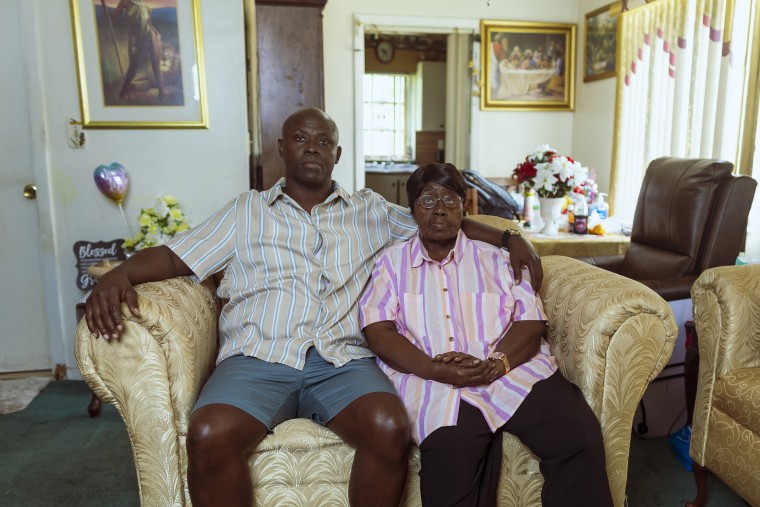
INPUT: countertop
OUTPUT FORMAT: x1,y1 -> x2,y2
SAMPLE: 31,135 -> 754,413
365,162 -> 418,174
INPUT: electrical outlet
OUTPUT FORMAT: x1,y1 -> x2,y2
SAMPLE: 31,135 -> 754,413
67,120 -> 86,148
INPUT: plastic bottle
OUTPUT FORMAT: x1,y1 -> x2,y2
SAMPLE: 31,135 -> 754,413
573,197 -> 588,234
566,203 -> 575,233
593,193 -> 609,220
531,194 -> 542,230
522,188 -> 534,227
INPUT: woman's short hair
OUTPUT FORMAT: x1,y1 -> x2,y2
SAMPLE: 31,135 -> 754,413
406,163 -> 467,211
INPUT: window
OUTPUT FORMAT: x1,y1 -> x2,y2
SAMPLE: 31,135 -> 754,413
363,74 -> 408,160
610,0 -> 753,222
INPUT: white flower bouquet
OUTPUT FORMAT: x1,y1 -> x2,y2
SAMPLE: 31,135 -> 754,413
513,144 -> 590,198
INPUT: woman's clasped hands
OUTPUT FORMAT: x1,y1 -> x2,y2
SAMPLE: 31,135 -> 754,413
430,352 -> 506,387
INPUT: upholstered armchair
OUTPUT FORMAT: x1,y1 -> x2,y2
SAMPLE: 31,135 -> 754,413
580,157 -> 756,301
76,253 -> 676,507
688,264 -> 760,507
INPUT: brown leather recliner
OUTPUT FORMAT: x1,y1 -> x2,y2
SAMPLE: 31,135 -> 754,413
580,157 -> 757,301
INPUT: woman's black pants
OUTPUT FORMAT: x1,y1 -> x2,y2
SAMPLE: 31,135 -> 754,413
417,371 -> 613,507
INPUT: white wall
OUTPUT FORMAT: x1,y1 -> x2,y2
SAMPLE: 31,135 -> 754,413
8,0 -> 249,376
323,0 -> 589,189
573,0 -> 618,195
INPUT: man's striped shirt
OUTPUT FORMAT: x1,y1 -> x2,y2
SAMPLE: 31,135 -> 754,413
166,179 -> 418,369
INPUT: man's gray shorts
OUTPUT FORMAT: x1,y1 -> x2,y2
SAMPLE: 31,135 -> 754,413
193,347 -> 398,429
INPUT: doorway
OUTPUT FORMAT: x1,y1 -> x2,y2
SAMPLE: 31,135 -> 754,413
353,15 -> 477,197
363,33 -> 448,166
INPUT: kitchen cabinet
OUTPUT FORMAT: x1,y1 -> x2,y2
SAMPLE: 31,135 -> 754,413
365,171 -> 414,207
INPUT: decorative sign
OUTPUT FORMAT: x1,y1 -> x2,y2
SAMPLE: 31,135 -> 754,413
73,239 -> 125,290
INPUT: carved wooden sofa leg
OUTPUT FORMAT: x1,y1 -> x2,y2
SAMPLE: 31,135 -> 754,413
87,392 -> 102,418
685,462 -> 708,507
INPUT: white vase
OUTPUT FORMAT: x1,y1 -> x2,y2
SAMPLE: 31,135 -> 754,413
538,197 -> 564,236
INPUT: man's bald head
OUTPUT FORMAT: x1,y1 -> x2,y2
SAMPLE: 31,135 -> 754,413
282,108 -> 339,144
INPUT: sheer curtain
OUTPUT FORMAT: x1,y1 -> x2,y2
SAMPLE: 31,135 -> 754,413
610,0 -> 746,220
445,33 -> 473,169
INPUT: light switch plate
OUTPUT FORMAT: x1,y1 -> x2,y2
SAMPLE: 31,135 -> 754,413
67,120 -> 86,148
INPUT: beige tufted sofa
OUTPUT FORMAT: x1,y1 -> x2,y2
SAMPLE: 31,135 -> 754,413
76,254 -> 676,507
689,264 -> 760,507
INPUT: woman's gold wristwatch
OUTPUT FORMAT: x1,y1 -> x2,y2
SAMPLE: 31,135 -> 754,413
489,351 -> 511,375
500,228 -> 522,249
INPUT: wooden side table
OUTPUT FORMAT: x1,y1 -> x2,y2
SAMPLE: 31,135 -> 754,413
522,230 -> 631,258
468,214 -> 631,258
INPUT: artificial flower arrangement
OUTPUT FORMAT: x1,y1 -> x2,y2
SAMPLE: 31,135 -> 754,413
573,177 -> 599,203
513,144 -> 591,198
122,195 -> 190,253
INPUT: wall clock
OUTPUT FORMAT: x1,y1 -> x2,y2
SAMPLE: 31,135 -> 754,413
375,40 -> 395,63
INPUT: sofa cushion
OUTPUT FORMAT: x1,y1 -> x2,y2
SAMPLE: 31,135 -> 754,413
248,419 -> 423,506
713,368 -> 760,436
247,418 -> 545,506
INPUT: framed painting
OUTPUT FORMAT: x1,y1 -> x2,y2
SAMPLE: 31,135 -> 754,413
70,0 -> 208,128
584,3 -> 618,82
481,20 -> 576,111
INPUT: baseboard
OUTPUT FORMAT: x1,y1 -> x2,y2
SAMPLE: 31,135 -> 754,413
0,369 -> 53,380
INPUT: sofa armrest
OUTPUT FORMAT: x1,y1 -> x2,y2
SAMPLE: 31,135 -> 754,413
540,256 -> 677,499
691,264 -> 760,374
689,265 -> 760,465
465,214 -> 520,231
75,276 -> 219,506
541,256 -> 677,403
76,276 -> 219,415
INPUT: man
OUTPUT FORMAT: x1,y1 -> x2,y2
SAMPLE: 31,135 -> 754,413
111,0 -> 164,100
490,33 -> 509,98
85,108 -> 542,507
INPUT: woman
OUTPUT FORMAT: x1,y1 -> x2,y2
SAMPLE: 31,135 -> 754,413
359,163 -> 612,507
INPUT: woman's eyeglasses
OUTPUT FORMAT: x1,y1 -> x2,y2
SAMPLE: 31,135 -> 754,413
416,195 -> 463,209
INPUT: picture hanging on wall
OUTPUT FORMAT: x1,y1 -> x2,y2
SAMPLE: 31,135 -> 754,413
70,0 -> 208,128
584,3 -> 618,82
481,20 -> 576,111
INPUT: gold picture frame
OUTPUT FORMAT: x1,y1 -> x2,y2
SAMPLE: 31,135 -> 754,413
481,20 -> 576,111
584,3 -> 618,82
70,0 -> 208,129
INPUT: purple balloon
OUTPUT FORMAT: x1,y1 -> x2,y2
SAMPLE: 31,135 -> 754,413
94,162 -> 129,204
